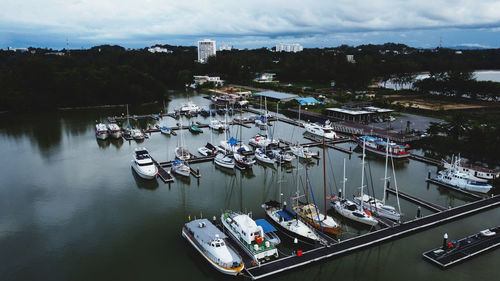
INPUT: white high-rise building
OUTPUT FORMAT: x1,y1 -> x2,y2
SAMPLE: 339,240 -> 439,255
275,43 -> 303,53
197,39 -> 216,63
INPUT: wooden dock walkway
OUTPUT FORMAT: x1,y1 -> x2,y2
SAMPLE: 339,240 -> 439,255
422,226 -> 500,268
426,178 -> 484,200
244,195 -> 500,279
410,154 -> 442,166
386,187 -> 447,212
151,158 -> 174,183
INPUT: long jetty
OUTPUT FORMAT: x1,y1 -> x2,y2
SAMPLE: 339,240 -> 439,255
244,195 -> 500,280
386,187 -> 447,212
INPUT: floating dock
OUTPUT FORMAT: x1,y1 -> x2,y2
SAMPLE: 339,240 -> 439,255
422,226 -> 500,268
243,195 -> 500,279
386,187 -> 447,212
150,157 -> 174,183
410,154 -> 442,166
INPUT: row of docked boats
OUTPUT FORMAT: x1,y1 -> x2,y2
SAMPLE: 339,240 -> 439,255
435,155 -> 493,193
95,123 -> 124,140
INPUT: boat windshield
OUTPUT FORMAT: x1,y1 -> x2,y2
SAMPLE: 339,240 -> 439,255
138,161 -> 153,166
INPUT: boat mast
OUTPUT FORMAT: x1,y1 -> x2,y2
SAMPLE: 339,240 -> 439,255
342,158 -> 346,199
323,135 -> 327,217
382,137 -> 390,204
360,140 -> 366,208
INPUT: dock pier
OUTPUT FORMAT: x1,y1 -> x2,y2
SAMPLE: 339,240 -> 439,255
243,195 -> 500,280
386,187 -> 447,212
426,178 -> 484,199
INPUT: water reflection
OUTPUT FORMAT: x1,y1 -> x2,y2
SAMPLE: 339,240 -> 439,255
131,168 -> 159,191
96,139 -> 111,149
109,138 -> 124,149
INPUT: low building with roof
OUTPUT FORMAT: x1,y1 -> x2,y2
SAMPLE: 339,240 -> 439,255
253,91 -> 298,102
326,106 -> 393,123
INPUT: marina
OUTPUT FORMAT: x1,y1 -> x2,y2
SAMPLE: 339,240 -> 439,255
1,93 -> 498,281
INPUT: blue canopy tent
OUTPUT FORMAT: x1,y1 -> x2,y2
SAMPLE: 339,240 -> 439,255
296,97 -> 324,105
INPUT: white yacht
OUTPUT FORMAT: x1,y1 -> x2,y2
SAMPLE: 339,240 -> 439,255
131,148 -> 158,180
442,155 -> 498,181
304,121 -> 338,140
175,147 -> 191,161
171,160 -> 191,177
209,119 -> 227,131
221,211 -> 278,264
234,153 -> 255,170
182,219 -> 244,275
95,123 -> 109,140
179,101 -> 200,113
262,201 -> 323,246
249,134 -> 279,148
290,144 -> 315,159
269,150 -> 295,163
107,123 -> 122,139
436,169 -> 492,193
214,152 -> 235,169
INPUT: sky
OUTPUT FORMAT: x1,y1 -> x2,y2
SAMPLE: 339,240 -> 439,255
1,0 -> 500,49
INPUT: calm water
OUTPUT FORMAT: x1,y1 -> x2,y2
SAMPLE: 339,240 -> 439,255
0,93 -> 498,281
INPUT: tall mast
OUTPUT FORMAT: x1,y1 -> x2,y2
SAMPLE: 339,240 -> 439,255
382,137 -> 389,204
323,135 -> 327,216
342,158 -> 346,198
360,140 -> 366,206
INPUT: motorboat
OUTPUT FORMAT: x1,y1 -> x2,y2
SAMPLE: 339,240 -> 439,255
198,143 -> 217,156
209,119 -> 227,131
214,152 -> 235,169
131,147 -> 158,180
248,134 -> 279,148
435,169 -> 492,193
189,124 -> 203,134
107,123 -> 122,139
171,160 -> 191,177
304,121 -> 338,140
179,101 -> 200,113
356,136 -> 410,159
255,219 -> 281,246
221,211 -> 278,264
290,144 -> 315,159
175,147 -> 191,161
269,150 -> 295,164
182,219 -> 244,275
132,129 -> 144,140
160,126 -> 172,135
234,153 -> 255,170
255,149 -> 275,165
95,123 -> 109,140
262,201 -> 323,246
293,203 -> 342,235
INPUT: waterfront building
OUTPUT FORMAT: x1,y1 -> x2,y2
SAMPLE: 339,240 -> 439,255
198,39 -> 216,63
190,75 -> 224,88
253,73 -> 276,83
275,43 -> 303,53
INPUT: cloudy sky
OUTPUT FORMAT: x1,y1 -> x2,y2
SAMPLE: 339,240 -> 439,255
1,0 -> 500,49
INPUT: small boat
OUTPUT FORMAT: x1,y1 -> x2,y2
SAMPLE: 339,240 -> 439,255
200,109 -> 210,117
198,143 -> 217,156
182,219 -> 244,275
221,211 -> 279,264
175,147 -> 191,161
269,150 -> 295,164
290,144 -> 314,159
255,219 -> 281,246
214,152 -> 235,169
254,116 -> 268,130
171,160 -> 190,177
131,147 -> 158,180
304,121 -> 338,140
217,108 -> 227,115
220,137 -> 252,154
435,169 -> 492,193
293,203 -> 342,235
189,124 -> 203,134
234,153 -> 255,170
210,110 -> 217,116
107,123 -> 122,139
255,149 -> 275,165
160,126 -> 172,135
356,136 -> 410,159
262,201 -> 323,246
95,123 -> 109,140
132,129 -> 144,140
209,119 -> 227,131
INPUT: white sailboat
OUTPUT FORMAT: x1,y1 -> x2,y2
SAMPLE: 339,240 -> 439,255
255,148 -> 276,165
214,152 -> 235,169
354,138 -> 402,221
175,121 -> 191,161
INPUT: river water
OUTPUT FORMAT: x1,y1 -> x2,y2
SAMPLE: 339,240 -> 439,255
0,93 -> 498,281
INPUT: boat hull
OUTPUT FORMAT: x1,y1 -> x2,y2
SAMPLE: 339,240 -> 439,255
214,159 -> 235,169
331,201 -> 378,226
264,211 -> 319,246
182,229 -> 243,276
300,216 -> 342,235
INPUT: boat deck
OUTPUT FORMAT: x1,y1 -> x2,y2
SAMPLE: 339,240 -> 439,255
243,195 -> 500,280
422,226 -> 500,268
